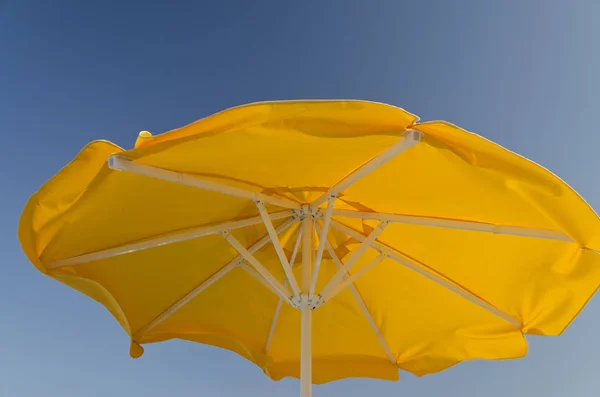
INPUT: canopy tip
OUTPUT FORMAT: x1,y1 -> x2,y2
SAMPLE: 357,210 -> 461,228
129,340 -> 144,359
134,131 -> 153,148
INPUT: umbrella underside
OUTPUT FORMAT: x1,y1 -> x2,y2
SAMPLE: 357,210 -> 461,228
19,101 -> 600,390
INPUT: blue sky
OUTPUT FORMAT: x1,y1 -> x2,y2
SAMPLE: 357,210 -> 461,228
1,1 -> 600,396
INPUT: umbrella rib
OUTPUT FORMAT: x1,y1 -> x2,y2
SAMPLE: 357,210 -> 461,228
239,264 -> 295,308
311,129 -> 421,208
264,280 -> 287,355
318,221 -> 388,302
264,221 -> 303,355
256,201 -> 301,298
310,194 -> 337,297
316,223 -> 397,363
330,219 -> 522,328
332,209 -> 571,242
289,221 -> 304,268
108,155 -> 300,210
222,231 -> 294,304
46,210 -> 294,269
320,254 -> 387,303
132,217 -> 296,339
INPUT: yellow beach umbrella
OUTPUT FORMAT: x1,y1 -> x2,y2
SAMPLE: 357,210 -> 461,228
19,101 -> 600,396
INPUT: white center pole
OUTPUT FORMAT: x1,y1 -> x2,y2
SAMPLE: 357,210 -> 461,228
300,215 -> 313,397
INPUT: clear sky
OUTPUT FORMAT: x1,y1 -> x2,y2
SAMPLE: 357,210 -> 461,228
1,1 -> 600,396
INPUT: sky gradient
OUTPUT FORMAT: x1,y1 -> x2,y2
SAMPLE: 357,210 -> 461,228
2,1 -> 600,396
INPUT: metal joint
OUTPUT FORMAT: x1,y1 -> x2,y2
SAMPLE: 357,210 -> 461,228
311,294 -> 324,310
233,258 -> 244,266
292,209 -> 303,219
404,129 -> 422,141
291,295 -> 322,310
298,205 -> 316,220
291,296 -> 301,309
312,209 -> 322,219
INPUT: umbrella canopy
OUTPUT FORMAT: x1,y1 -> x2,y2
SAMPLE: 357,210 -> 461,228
19,100 -> 600,396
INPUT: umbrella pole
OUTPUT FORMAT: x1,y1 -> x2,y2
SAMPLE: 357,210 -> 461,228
300,298 -> 312,397
300,215 -> 313,397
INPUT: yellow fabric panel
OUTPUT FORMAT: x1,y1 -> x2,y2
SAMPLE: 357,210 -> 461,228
57,234 -> 239,333
124,101 -> 417,204
138,242 -> 393,383
132,100 -> 418,149
414,121 -> 600,249
38,169 -> 260,264
326,244 -> 528,376
144,266 -> 280,365
269,262 -> 391,369
19,141 -> 123,269
128,127 -> 402,204
370,222 -> 600,336
342,136 -> 558,229
18,100 -> 600,385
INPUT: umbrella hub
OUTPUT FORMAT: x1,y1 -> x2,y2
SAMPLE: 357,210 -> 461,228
291,294 -> 321,310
